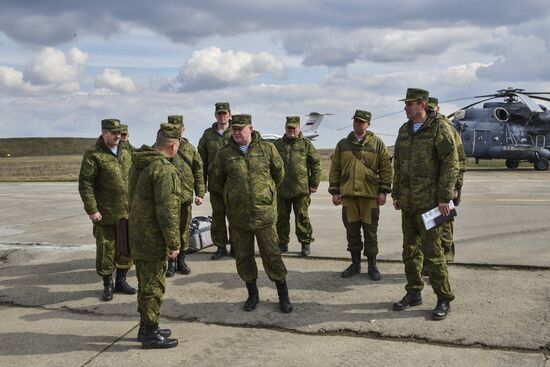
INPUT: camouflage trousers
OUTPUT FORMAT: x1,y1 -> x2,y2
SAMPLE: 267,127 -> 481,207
135,259 -> 167,326
401,210 -> 455,301
441,219 -> 455,262
210,192 -> 230,248
276,195 -> 314,246
180,204 -> 192,251
342,197 -> 380,256
93,223 -> 132,277
232,224 -> 287,283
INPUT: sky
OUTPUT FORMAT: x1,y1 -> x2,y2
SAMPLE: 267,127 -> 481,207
1,1 -> 550,148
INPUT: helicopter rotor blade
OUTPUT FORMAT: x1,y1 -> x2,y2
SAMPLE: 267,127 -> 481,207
528,95 -> 550,103
524,92 -> 550,95
446,96 -> 497,118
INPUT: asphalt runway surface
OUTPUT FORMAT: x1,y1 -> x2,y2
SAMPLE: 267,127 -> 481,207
1,169 -> 549,267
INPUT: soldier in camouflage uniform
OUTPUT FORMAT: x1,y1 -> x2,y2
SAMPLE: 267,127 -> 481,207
120,124 -> 135,151
274,116 -> 321,256
391,88 -> 459,320
166,115 -> 205,277
329,110 -> 393,281
198,102 -> 235,260
78,119 -> 136,302
129,123 -> 181,349
209,114 -> 292,313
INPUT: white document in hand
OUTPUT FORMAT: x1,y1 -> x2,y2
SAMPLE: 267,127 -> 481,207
421,201 -> 456,230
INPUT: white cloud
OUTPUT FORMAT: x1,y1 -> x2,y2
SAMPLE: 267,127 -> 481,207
176,47 -> 286,91
94,68 -> 136,93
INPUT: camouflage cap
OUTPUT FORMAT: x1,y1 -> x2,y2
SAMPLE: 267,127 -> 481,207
351,110 -> 372,123
215,102 -> 230,113
428,97 -> 439,109
167,115 -> 184,128
158,122 -> 182,140
101,119 -> 122,133
231,114 -> 252,127
285,116 -> 300,127
120,124 -> 129,134
399,88 -> 429,102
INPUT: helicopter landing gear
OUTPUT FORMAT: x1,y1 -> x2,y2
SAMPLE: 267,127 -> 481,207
534,158 -> 549,171
505,159 -> 520,169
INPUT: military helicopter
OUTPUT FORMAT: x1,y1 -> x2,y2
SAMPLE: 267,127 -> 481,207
449,88 -> 550,170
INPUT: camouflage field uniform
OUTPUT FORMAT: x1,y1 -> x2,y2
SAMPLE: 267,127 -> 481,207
128,146 -> 181,325
209,130 -> 287,282
79,136 -> 132,276
329,131 -> 392,256
170,139 -> 205,251
392,110 -> 459,301
439,113 -> 467,262
198,123 -> 233,249
274,132 -> 321,247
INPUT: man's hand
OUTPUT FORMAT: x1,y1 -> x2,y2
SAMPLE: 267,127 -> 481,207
89,212 -> 102,222
452,190 -> 458,199
168,249 -> 180,259
195,197 -> 203,206
438,202 -> 450,217
377,193 -> 387,206
393,200 -> 400,210
332,194 -> 342,206
309,187 -> 318,194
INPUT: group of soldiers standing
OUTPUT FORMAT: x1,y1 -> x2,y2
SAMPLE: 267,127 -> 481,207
78,87 -> 465,350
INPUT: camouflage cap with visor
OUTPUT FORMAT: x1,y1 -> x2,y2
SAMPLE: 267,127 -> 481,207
352,110 -> 372,123
399,88 -> 430,102
167,115 -> 184,128
158,122 -> 182,140
428,97 -> 439,109
120,124 -> 129,134
215,102 -> 230,114
231,114 -> 252,127
285,116 -> 300,128
101,119 -> 122,133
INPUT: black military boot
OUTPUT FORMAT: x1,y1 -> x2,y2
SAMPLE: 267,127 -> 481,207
392,292 -> 423,311
137,320 -> 172,342
367,256 -> 381,281
301,243 -> 311,256
102,275 -> 114,301
211,246 -> 227,260
243,281 -> 259,311
114,268 -> 137,294
166,259 -> 177,277
341,251 -> 361,278
141,323 -> 178,349
279,244 -> 288,253
176,252 -> 191,275
432,298 -> 451,320
229,245 -> 236,258
275,280 -> 293,313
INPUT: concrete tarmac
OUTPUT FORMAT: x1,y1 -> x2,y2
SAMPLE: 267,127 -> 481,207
0,170 -> 549,366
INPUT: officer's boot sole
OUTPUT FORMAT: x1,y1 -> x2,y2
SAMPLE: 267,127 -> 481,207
141,338 -> 178,349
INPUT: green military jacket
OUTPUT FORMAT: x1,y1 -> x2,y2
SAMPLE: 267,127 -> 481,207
328,131 -> 393,198
78,136 -> 132,226
438,113 -> 467,190
391,111 -> 459,213
121,140 -> 136,152
170,138 -> 205,205
274,133 -> 321,199
209,131 -> 285,231
128,146 -> 181,260
197,123 -> 232,188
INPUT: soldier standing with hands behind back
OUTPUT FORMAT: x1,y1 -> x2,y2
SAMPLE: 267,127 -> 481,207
274,116 -> 321,256
78,118 -> 136,302
391,88 -> 458,320
128,123 -> 182,349
329,110 -> 393,281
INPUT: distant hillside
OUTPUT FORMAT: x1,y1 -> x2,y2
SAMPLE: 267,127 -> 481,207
0,137 -> 96,157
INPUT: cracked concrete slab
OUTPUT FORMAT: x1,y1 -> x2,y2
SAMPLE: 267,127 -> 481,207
0,249 -> 548,354
0,305 -> 544,367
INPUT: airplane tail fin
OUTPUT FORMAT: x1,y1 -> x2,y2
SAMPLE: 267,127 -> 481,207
302,112 -> 331,136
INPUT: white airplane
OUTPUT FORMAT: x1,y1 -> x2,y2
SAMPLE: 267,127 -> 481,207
262,112 -> 332,141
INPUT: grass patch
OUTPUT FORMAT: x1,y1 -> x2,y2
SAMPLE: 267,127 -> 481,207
0,155 -> 83,182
